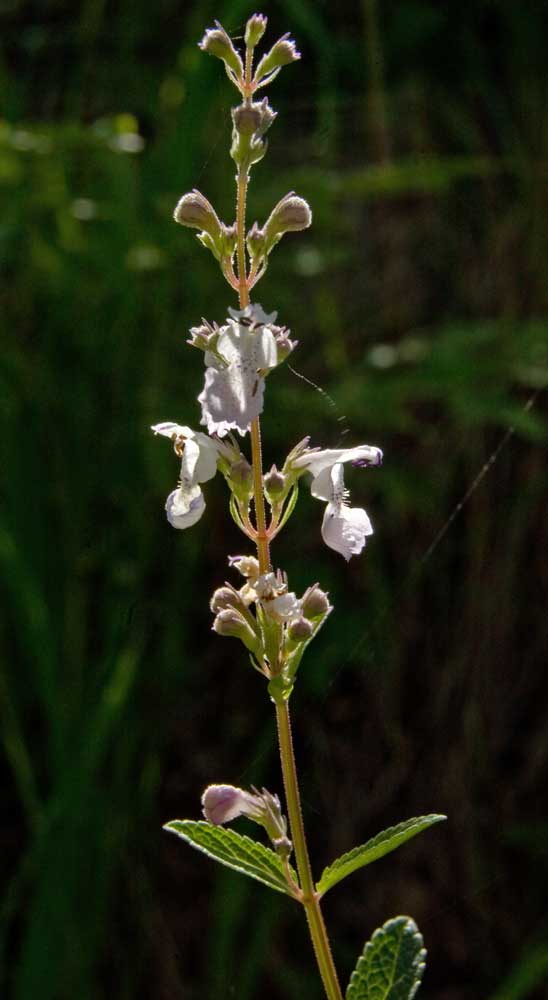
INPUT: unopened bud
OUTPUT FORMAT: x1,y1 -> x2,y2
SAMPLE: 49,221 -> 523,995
264,464 -> 286,499
174,190 -> 222,241
245,13 -> 268,49
232,98 -> 276,137
246,221 -> 266,262
210,585 -> 244,614
254,33 -> 300,84
232,103 -> 263,136
301,585 -> 331,620
273,835 -> 293,861
212,608 -> 259,653
199,22 -> 244,81
288,616 -> 314,642
230,458 -> 253,499
263,193 -> 312,253
220,223 -> 237,257
254,98 -> 277,137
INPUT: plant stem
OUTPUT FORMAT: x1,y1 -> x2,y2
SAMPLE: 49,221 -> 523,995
235,159 -> 271,572
233,65 -> 341,998
276,701 -> 343,1000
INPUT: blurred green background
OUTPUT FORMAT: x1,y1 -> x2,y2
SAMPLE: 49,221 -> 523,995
1,1 -> 547,997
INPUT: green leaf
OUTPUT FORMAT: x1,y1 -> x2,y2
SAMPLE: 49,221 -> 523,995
317,814 -> 446,896
164,820 -> 297,896
345,916 -> 426,1000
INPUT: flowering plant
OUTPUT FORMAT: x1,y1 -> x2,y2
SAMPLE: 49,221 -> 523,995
155,14 -> 445,999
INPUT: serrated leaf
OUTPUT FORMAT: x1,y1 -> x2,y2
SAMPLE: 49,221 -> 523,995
317,814 -> 446,896
346,916 -> 426,1000
164,820 -> 297,896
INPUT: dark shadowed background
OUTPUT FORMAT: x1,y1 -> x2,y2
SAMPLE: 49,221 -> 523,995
1,1 -> 547,998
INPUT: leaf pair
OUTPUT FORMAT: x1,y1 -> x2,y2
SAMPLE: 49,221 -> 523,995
164,813 -> 445,898
165,817 -> 444,998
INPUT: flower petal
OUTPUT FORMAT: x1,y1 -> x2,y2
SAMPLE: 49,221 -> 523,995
295,445 -> 382,500
227,303 -> 278,326
321,502 -> 373,560
268,592 -> 301,622
198,318 -> 280,436
193,431 -> 221,482
151,421 -> 195,440
201,785 -> 261,825
199,365 -> 265,436
165,487 -> 205,529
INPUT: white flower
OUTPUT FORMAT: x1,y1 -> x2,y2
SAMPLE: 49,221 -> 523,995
321,464 -> 373,560
151,422 -> 221,530
198,304 -> 279,436
242,570 -> 301,622
293,443 -> 382,499
292,444 -> 382,560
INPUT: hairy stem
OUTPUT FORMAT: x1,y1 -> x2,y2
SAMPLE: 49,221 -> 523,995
235,157 -> 270,572
276,701 -> 343,1000
233,54 -> 341,998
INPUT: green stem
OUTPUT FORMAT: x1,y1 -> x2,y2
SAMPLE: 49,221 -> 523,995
276,701 -> 343,1000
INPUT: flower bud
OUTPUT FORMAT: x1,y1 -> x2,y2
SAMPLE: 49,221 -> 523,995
273,835 -> 293,862
212,608 -> 260,653
301,584 -> 331,619
254,33 -> 300,85
254,98 -> 277,137
199,21 -> 244,82
220,222 -> 237,257
232,103 -> 263,136
229,555 -> 260,580
229,457 -> 253,501
287,616 -> 314,642
210,585 -> 244,614
264,464 -> 286,499
263,193 -> 312,254
246,221 -> 266,263
174,190 -> 222,240
245,13 -> 267,49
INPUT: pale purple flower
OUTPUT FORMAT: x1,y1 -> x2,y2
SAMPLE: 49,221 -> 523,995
198,305 -> 279,436
151,422 -> 222,530
201,784 -> 289,846
202,785 -> 263,825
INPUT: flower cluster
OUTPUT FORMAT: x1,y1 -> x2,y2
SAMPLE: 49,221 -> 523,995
209,556 -> 332,696
153,408 -> 382,561
152,6 -> 383,847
